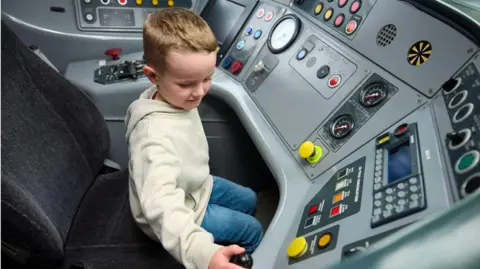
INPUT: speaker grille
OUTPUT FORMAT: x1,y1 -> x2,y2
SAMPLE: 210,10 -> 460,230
377,24 -> 397,47
306,57 -> 316,68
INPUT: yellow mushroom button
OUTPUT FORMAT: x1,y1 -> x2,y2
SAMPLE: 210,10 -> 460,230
314,3 -> 323,15
152,0 -> 158,5
324,8 -> 333,21
298,141 -> 323,164
287,237 -> 308,258
136,0 -> 142,5
168,0 -> 174,6
318,233 -> 332,249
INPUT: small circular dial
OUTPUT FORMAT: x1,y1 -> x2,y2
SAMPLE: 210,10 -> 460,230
360,82 -> 387,107
330,114 -> 355,139
267,14 -> 301,54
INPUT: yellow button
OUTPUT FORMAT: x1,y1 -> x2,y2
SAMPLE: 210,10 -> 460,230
136,0 -> 142,5
318,233 -> 332,249
314,4 -> 323,15
324,8 -> 333,21
168,0 -> 174,6
152,0 -> 158,5
287,237 -> 308,258
299,141 -> 315,159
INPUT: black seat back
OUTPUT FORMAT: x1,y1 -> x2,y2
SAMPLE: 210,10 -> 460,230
1,21 -> 110,267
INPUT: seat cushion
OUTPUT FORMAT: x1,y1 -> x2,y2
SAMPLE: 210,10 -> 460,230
63,170 -> 185,269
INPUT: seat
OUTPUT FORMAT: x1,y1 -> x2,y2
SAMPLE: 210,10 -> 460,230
1,21 -> 184,269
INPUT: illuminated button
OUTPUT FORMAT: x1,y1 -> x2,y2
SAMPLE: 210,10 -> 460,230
345,20 -> 358,35
395,123 -> 409,136
118,0 -> 127,5
265,11 -> 274,21
314,3 -> 323,15
328,75 -> 341,88
332,191 -> 344,203
334,14 -> 345,27
168,0 -> 174,6
350,0 -> 362,14
245,26 -> 253,35
152,0 -> 158,5
222,56 -> 234,69
287,237 -> 308,258
256,8 -> 265,18
324,8 -> 334,21
84,0 -> 92,3
335,180 -> 347,191
330,205 -> 342,217
298,141 -> 323,164
85,13 -> 94,22
309,204 -> 319,215
254,30 -> 262,39
338,0 -> 348,7
231,60 -> 243,74
318,233 -> 332,249
455,150 -> 479,174
376,132 -> 391,145
296,48 -> 307,60
236,40 -> 245,50
136,0 -> 142,4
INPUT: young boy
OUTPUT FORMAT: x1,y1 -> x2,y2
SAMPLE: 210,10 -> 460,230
125,8 -> 263,269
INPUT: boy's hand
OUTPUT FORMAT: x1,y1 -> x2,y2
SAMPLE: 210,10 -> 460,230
208,245 -> 247,269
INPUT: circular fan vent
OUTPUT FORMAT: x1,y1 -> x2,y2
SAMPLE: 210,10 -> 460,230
306,56 -> 316,68
376,24 -> 397,47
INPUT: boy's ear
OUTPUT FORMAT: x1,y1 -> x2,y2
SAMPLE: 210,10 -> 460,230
143,65 -> 158,84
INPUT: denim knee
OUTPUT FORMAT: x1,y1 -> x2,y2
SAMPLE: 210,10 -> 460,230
244,188 -> 258,216
244,218 -> 263,254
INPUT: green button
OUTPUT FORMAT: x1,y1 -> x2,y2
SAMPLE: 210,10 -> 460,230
458,153 -> 475,171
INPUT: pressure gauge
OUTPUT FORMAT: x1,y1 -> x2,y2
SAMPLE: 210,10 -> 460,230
267,14 -> 302,54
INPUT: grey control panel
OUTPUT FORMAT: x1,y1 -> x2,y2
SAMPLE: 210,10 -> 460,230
74,0 -> 194,32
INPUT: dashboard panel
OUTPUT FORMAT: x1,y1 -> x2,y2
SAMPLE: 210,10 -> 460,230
58,0 -> 480,268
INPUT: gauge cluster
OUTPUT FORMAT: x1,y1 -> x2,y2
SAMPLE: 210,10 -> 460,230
319,74 -> 399,153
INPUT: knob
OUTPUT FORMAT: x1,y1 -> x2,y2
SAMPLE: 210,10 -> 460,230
298,141 -> 323,164
447,132 -> 465,147
230,253 -> 253,268
105,48 -> 122,61
442,78 -> 460,94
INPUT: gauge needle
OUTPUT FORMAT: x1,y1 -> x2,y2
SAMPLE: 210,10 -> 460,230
336,124 -> 349,130
366,93 -> 379,98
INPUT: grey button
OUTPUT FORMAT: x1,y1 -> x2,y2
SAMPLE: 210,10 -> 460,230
386,196 -> 393,203
398,199 -> 406,205
375,165 -> 382,171
374,208 -> 382,215
375,177 -> 382,183
374,200 -> 382,207
410,185 -> 418,192
386,188 -> 393,194
374,183 -> 382,190
385,204 -> 393,210
374,192 -> 382,199
409,177 -> 418,184
398,183 -> 405,189
398,191 -> 406,198
411,193 -> 419,200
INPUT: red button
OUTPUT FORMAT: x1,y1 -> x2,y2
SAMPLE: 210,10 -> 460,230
345,20 -> 358,35
309,204 -> 319,215
338,0 -> 348,7
395,123 -> 409,136
265,11 -> 274,21
328,75 -> 341,88
118,0 -> 127,5
256,9 -> 265,18
350,1 -> 361,14
231,60 -> 243,74
334,14 -> 345,27
330,205 -> 341,217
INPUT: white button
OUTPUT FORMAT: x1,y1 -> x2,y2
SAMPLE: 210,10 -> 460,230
386,188 -> 393,194
398,199 -> 406,205
410,185 -> 418,192
376,149 -> 382,154
375,165 -> 381,171
411,194 -> 419,200
386,196 -> 393,202
374,208 -> 382,215
375,177 -> 382,183
374,183 -> 381,190
409,177 -> 418,184
374,192 -> 382,199
385,204 -> 393,210
398,183 -> 405,189
85,13 -> 94,21
395,205 -> 405,213
398,191 -> 406,198
374,200 -> 382,207
84,0 -> 92,3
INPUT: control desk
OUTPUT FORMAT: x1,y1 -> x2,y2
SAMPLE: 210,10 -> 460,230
63,0 -> 480,268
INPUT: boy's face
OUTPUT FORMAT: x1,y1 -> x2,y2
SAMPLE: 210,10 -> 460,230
144,50 -> 217,110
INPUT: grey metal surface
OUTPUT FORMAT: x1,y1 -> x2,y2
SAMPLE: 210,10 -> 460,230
291,0 -> 478,98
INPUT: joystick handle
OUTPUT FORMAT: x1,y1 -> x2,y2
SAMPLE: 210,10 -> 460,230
230,253 -> 253,269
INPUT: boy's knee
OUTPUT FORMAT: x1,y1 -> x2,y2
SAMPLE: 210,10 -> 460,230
245,218 -> 263,253
244,188 -> 258,215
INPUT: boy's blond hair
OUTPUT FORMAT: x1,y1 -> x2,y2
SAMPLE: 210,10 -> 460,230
143,8 -> 218,73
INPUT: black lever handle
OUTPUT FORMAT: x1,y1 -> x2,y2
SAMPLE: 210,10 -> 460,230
230,253 -> 253,268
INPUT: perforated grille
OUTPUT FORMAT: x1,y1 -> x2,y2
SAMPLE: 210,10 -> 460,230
376,24 -> 397,47
306,57 -> 316,68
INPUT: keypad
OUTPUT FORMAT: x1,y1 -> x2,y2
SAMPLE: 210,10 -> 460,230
371,176 -> 425,227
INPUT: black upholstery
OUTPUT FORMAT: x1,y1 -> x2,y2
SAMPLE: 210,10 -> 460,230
1,21 -> 184,269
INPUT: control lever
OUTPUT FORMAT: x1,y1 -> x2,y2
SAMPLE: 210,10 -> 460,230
230,253 -> 253,268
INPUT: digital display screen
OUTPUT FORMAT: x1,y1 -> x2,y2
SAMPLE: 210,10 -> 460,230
202,0 -> 244,45
99,9 -> 135,27
387,142 -> 412,183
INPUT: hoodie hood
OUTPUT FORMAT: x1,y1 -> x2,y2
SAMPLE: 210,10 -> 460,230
125,85 -> 187,139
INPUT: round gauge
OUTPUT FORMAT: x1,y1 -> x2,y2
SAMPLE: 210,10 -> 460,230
359,82 -> 387,107
267,14 -> 302,54
330,114 -> 355,139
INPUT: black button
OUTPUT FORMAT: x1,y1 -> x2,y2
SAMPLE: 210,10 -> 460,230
317,65 -> 330,79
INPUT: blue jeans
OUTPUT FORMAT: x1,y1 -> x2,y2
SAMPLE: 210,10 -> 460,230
201,176 -> 263,253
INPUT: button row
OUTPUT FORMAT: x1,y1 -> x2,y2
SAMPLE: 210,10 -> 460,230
287,232 -> 333,259
295,47 -> 342,88
256,8 -> 274,22
85,0 -> 174,6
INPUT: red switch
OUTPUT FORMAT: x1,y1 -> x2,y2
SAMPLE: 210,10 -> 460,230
231,60 -> 243,74
105,48 -> 122,61
308,204 -> 319,215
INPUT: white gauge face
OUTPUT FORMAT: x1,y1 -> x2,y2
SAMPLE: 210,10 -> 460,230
269,18 -> 297,51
